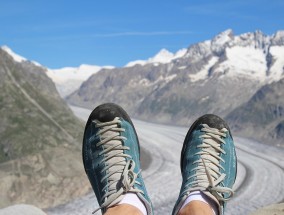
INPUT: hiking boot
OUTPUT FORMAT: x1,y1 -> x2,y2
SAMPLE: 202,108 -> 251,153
83,103 -> 153,214
172,114 -> 237,215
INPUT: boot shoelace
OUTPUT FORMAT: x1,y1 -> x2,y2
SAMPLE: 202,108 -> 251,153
92,117 -> 143,214
182,124 -> 234,201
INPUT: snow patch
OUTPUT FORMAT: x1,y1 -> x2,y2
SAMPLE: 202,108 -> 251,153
149,49 -> 174,63
133,74 -> 177,87
212,29 -> 233,47
1,46 -> 27,63
178,66 -> 187,70
200,96 -> 209,103
125,60 -> 147,67
189,57 -> 218,82
165,74 -> 177,82
216,46 -> 267,80
1,46 -> 42,67
268,46 -> 284,80
47,64 -> 113,97
125,48 -> 187,67
47,64 -> 111,84
138,78 -> 151,86
31,61 -> 42,67
174,48 -> 187,59
273,31 -> 284,41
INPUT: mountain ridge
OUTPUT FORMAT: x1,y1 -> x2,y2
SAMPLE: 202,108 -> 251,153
67,29 -> 284,146
2,29 -> 283,146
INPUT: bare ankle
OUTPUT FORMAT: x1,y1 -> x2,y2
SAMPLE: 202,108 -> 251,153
178,201 -> 214,215
105,204 -> 143,215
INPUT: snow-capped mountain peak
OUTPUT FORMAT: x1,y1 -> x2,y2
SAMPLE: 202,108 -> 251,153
47,64 -> 114,97
125,48 -> 187,67
272,30 -> 284,45
47,64 -> 104,83
0,45 -> 113,97
211,29 -> 234,55
213,29 -> 234,46
125,60 -> 147,67
174,48 -> 187,59
1,46 -> 27,63
149,48 -> 187,63
149,49 -> 174,63
1,45 -> 42,66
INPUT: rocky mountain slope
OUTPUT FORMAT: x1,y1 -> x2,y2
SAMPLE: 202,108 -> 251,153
67,30 -> 284,145
226,78 -> 284,146
0,48 -> 89,208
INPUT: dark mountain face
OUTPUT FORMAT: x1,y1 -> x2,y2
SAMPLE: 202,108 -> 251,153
226,78 -> 284,146
0,49 -> 89,208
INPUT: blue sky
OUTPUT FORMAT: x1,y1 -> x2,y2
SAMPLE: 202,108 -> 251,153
0,0 -> 283,68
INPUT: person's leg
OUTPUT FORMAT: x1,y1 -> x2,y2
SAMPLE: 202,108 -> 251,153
105,204 -> 143,215
172,114 -> 237,215
82,103 -> 153,215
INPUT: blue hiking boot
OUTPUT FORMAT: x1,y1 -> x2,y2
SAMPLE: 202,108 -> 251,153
83,103 -> 153,214
172,114 -> 237,215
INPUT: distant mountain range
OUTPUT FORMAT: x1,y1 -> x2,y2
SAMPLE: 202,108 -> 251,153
0,47 -> 89,208
66,29 -> 284,146
2,29 -> 283,147
46,48 -> 187,97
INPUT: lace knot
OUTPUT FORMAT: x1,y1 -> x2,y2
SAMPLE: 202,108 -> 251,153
122,160 -> 137,192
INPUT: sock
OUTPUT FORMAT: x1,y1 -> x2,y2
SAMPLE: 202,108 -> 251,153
180,191 -> 218,215
118,193 -> 147,215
